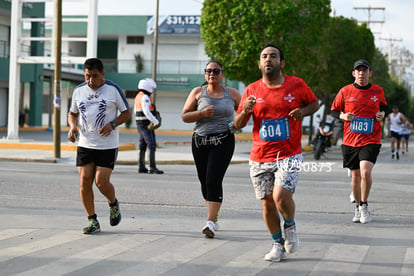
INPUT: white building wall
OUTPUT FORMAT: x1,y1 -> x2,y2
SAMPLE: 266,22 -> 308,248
116,34 -> 208,74
117,35 -> 151,73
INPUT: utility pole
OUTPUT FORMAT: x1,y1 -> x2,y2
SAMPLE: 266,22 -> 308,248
354,5 -> 404,79
353,6 -> 385,34
379,37 -> 403,76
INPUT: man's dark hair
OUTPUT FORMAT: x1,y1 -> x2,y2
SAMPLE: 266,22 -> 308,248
261,43 -> 284,61
83,58 -> 104,72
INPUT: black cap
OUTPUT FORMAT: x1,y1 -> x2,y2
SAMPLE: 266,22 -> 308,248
353,59 -> 370,69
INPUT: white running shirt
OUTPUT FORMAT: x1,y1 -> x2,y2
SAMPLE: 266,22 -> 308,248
70,80 -> 129,149
389,112 -> 402,133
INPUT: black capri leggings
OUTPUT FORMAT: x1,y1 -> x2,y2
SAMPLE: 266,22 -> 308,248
192,131 -> 235,202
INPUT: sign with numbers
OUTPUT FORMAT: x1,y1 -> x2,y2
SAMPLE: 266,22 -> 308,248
147,15 -> 201,34
259,117 -> 291,142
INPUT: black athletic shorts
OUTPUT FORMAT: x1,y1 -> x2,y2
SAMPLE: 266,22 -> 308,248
76,147 -> 118,169
390,131 -> 401,140
341,144 -> 381,170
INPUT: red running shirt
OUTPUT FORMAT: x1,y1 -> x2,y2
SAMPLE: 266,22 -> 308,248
331,83 -> 387,147
237,75 -> 318,162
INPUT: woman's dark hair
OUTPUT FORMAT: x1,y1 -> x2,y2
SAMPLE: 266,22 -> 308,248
206,60 -> 223,70
83,58 -> 104,72
201,60 -> 224,86
261,43 -> 284,61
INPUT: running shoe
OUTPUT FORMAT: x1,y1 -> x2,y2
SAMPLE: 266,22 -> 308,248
109,199 -> 121,226
396,152 -> 400,160
83,219 -> 101,234
264,242 -> 288,262
359,204 -> 372,223
215,209 -> 221,231
213,220 -> 219,231
284,225 -> 299,253
202,220 -> 217,238
352,207 -> 361,223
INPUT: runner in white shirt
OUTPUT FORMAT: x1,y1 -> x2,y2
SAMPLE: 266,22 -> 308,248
68,58 -> 131,234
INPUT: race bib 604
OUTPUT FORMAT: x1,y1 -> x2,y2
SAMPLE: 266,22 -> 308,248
260,117 -> 290,141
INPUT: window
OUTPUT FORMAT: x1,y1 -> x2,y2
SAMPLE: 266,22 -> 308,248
127,36 -> 144,44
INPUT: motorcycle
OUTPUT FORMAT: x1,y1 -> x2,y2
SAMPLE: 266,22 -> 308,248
313,118 -> 334,160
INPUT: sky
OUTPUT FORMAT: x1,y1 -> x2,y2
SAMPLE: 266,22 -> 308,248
330,0 -> 414,57
56,0 -> 414,63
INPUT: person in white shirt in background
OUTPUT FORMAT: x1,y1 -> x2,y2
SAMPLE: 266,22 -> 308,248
387,106 -> 406,160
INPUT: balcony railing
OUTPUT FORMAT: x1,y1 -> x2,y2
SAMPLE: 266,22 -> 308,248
103,59 -> 209,75
0,39 -> 208,75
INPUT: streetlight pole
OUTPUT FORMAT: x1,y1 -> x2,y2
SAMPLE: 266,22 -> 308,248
53,0 -> 62,158
152,0 -> 159,104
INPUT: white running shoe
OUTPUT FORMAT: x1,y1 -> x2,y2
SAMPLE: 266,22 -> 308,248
284,225 -> 299,253
352,207 -> 361,223
213,220 -> 219,231
202,220 -> 216,238
264,242 -> 288,262
359,204 -> 372,223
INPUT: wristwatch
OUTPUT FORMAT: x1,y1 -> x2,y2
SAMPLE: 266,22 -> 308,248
110,121 -> 117,130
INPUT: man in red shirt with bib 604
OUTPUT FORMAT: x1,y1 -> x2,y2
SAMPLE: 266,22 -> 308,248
331,59 -> 387,224
234,44 -> 319,262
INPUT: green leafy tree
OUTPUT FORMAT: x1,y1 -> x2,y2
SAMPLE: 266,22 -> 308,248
315,16 -> 376,115
200,0 -> 331,85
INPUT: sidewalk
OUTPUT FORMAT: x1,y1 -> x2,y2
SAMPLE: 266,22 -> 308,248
0,128 -> 258,164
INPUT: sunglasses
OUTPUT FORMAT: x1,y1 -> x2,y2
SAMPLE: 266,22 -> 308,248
204,68 -> 222,75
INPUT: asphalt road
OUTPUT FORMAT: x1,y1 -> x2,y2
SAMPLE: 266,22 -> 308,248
0,141 -> 413,275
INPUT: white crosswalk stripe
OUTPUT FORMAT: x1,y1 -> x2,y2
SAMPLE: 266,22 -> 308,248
402,248 -> 414,276
0,229 -> 36,241
0,230 -> 85,263
310,244 -> 369,275
206,243 -> 273,276
14,234 -> 162,276
112,236 -> 227,275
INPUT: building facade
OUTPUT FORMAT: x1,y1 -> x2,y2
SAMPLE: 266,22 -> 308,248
0,3 -> 242,131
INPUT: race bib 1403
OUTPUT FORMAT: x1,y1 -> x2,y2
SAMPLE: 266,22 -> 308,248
260,117 -> 290,141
